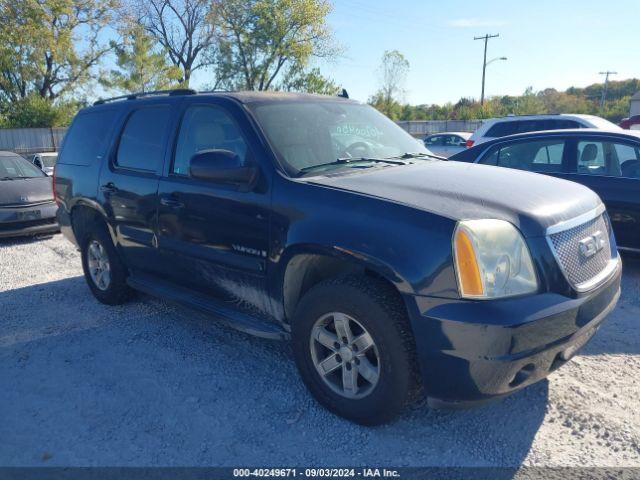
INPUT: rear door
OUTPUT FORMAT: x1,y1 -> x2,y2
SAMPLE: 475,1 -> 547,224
476,136 -> 571,179
561,136 -> 640,251
99,103 -> 175,272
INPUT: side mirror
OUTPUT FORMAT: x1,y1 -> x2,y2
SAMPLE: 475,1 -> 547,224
189,149 -> 258,190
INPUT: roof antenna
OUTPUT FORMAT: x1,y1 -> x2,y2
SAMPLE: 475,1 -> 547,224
338,88 -> 349,99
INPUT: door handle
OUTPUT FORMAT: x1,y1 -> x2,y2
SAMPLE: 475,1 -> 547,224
160,197 -> 185,208
100,182 -> 118,194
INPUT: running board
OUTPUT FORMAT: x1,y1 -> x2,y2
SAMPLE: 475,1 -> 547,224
127,273 -> 289,341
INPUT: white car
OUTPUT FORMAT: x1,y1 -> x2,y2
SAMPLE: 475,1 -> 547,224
467,114 -> 621,147
31,152 -> 58,176
423,132 -> 472,158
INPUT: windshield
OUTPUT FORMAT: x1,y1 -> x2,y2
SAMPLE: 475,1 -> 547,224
250,100 -> 429,175
39,154 -> 58,168
0,154 -> 46,179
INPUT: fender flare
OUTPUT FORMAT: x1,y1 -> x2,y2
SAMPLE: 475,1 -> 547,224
68,198 -> 117,245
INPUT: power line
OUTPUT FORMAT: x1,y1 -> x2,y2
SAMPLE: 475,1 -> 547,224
474,33 -> 499,105
598,70 -> 617,110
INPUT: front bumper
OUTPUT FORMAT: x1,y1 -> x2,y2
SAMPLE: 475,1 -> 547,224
405,257 -> 622,407
0,202 -> 59,238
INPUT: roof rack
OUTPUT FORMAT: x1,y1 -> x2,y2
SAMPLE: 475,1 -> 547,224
504,113 -> 561,117
93,88 -> 197,106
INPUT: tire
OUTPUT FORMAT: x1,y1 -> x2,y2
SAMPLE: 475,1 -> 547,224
80,222 -> 132,305
291,275 -> 420,425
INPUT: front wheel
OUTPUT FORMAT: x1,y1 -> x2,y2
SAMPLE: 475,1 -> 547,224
292,275 -> 420,425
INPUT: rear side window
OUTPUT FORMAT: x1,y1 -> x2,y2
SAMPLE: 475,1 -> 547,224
445,135 -> 466,146
116,107 -> 171,172
485,119 -> 582,139
485,122 -> 518,138
576,140 -> 640,178
552,119 -> 581,129
59,110 -> 118,166
516,120 -> 546,134
480,139 -> 567,173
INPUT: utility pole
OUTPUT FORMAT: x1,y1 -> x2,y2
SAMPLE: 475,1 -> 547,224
599,71 -> 617,110
474,33 -> 499,105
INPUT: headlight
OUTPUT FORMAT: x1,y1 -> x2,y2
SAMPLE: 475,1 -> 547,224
453,219 -> 538,299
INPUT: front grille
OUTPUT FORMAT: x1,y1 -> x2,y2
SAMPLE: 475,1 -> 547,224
548,214 -> 612,288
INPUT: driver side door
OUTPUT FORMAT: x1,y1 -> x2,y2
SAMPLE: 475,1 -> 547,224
155,100 -> 273,318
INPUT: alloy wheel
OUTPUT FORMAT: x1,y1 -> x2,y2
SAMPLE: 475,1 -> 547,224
87,240 -> 111,291
310,312 -> 381,399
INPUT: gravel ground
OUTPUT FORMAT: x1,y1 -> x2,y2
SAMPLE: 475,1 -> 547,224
1,234 -> 639,467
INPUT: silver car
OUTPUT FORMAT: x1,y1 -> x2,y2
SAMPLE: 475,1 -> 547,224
0,151 -> 59,238
423,132 -> 471,158
31,152 -> 58,176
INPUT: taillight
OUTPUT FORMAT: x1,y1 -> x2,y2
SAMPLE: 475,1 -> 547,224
52,163 -> 59,205
465,139 -> 474,148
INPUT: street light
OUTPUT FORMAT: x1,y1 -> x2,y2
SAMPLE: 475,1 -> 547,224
486,56 -> 507,66
481,56 -> 507,104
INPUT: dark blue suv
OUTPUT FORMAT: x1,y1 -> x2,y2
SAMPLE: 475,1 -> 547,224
54,90 -> 621,424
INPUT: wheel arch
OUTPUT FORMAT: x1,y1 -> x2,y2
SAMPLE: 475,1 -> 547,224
278,244 -> 412,323
69,200 -> 115,246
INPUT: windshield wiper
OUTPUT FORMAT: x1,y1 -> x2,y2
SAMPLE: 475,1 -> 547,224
387,152 -> 445,160
299,157 -> 409,175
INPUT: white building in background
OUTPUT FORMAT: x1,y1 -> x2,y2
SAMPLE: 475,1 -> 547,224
630,92 -> 640,116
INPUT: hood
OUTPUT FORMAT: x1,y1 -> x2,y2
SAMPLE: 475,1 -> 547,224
306,161 -> 602,237
0,176 -> 54,206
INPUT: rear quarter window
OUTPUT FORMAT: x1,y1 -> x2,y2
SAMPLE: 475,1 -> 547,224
59,109 -> 119,166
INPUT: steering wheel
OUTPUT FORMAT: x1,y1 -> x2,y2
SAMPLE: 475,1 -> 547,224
343,141 -> 372,159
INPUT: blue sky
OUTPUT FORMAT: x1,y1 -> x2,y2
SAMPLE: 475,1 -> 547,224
305,0 -> 639,104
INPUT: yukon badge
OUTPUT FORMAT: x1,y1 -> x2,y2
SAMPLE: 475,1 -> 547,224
579,230 -> 606,258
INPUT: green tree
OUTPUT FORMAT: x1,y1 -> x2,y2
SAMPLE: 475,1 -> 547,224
369,50 -> 409,118
134,0 -> 216,86
211,0 -> 337,91
368,91 -> 403,120
0,0 -> 116,101
101,21 -> 182,93
278,67 -> 340,95
0,94 -> 80,128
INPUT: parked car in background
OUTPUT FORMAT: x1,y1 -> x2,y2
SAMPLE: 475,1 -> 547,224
0,151 -> 59,238
55,90 -> 620,424
619,115 -> 640,130
466,114 -> 622,147
423,132 -> 471,158
449,129 -> 640,252
31,152 -> 58,176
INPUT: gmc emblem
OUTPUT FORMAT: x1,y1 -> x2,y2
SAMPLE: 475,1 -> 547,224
579,230 -> 606,258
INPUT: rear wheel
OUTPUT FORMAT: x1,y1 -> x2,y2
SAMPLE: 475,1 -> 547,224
80,224 -> 132,305
292,275 -> 420,425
